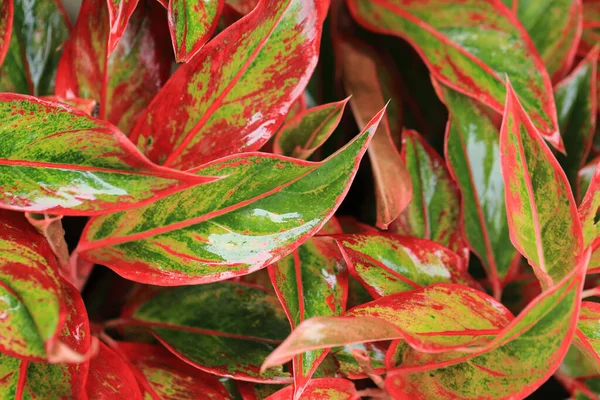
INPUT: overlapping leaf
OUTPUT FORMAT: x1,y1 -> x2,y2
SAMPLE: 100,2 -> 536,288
439,83 -> 516,298
265,378 -> 359,400
0,94 -> 211,215
56,0 -> 172,134
389,129 -> 463,256
0,0 -> 69,95
130,0 -> 328,169
86,342 -> 143,399
330,343 -> 386,379
106,0 -> 139,52
273,98 -> 348,160
574,302 -> 600,369
0,0 -> 12,66
121,282 -> 292,382
268,236 -> 347,398
579,157 -> 600,273
77,110 -> 383,285
346,0 -> 562,150
236,381 -> 283,400
225,0 -> 257,16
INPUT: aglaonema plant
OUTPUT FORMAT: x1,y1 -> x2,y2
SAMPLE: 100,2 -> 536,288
0,0 -> 599,398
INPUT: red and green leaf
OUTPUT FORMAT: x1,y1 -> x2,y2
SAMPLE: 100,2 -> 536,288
0,94 -> 212,215
579,158 -> 600,273
76,109 -> 383,285
500,80 -> 583,289
121,282 -> 292,382
574,302 -> 600,369
346,0 -> 562,151
265,378 -> 359,400
106,0 -> 139,53
168,0 -> 224,62
268,237 -> 348,398
130,0 -> 329,169
390,129 -> 464,257
439,82 -> 516,298
86,342 -> 143,399
0,0 -> 12,67
39,96 -> 98,116
273,98 -> 349,160
237,381 -> 284,400
330,343 -> 386,379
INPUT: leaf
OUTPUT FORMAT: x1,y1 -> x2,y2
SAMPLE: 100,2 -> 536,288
237,381 -> 284,400
500,79 -> 583,289
77,109 -> 384,285
273,98 -> 349,160
0,0 -> 12,67
579,158 -> 600,273
330,343 -> 386,378
0,211 -> 66,360
579,157 -> 598,203
438,82 -> 516,298
574,302 -> 600,369
346,0 -> 562,151
556,47 -> 598,198
338,36 -> 412,229
106,0 -> 139,53
0,280 -> 92,398
169,0 -> 224,62
265,378 -> 359,400
86,342 -> 143,399
39,96 -> 98,116
121,282 -> 292,382
389,129 -> 464,256
115,342 -> 232,399
0,94 -> 212,215
515,0 -> 582,81
56,0 -> 172,134
334,233 -> 480,298
130,0 -> 329,169
0,0 -> 69,95
268,237 -> 348,398
584,0 -> 600,28
225,0 -> 257,16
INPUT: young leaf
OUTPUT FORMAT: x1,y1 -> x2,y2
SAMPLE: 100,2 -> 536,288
0,94 -> 213,215
273,98 -> 349,160
268,237 -> 348,398
121,282 -> 292,382
265,378 -> 359,400
106,0 -> 139,52
500,80 -> 583,289
439,83 -> 516,298
56,0 -> 172,134
130,0 -> 329,169
346,0 -> 562,151
86,342 -> 143,399
514,0 -> 582,81
0,0 -> 69,95
0,0 -> 12,67
579,157 -> 600,273
169,0 -> 224,62
555,47 -> 598,197
389,129 -> 464,256
77,109 -> 384,285
334,233 -> 480,298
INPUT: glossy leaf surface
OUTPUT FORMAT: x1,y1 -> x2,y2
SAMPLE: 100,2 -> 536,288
273,98 -> 348,160
0,94 -> 210,215
86,342 -> 143,399
268,236 -> 347,397
169,0 -> 223,62
500,81 -> 583,289
123,282 -> 292,382
440,83 -> 515,296
265,378 -> 359,400
107,0 -> 139,52
338,36 -> 412,229
130,0 -> 328,169
0,0 -> 12,66
346,0 -> 562,150
334,233 -> 479,298
390,129 -> 463,255
78,110 -> 382,285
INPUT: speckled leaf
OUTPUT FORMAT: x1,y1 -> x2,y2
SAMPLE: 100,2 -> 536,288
86,342 -> 143,399
439,83 -> 516,299
168,0 -> 223,62
273,98 -> 349,160
556,48 -> 598,197
334,233 -> 480,298
574,302 -> 600,369
56,0 -> 172,134
389,129 -> 463,256
515,0 -> 582,81
0,0 -> 12,67
122,282 -> 292,383
268,237 -> 348,398
130,0 -> 328,169
265,379 -> 359,400
115,342 -> 232,399
580,157 -> 600,273
346,0 -> 562,151
500,80 -> 583,290
0,0 -> 69,95
106,0 -> 139,52
0,94 -> 212,215
77,109 -> 383,285
338,36 -> 412,229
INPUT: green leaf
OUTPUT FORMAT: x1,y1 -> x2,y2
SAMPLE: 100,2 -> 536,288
273,98 -> 349,160
580,158 -> 600,274
0,94 -> 211,215
122,282 -> 292,382
573,302 -> 600,370
77,109 -> 384,285
346,0 -> 562,151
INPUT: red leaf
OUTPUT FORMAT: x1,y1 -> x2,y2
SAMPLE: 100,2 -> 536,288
265,378 -> 360,400
86,342 -> 143,399
106,0 -> 140,53
0,0 -> 13,67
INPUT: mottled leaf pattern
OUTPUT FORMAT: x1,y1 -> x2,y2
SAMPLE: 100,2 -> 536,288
574,302 -> 600,369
